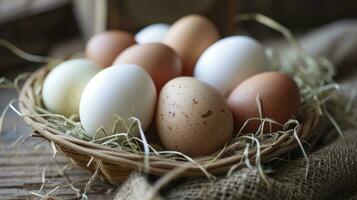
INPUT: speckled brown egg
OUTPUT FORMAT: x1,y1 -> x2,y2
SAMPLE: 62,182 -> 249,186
85,30 -> 136,67
227,72 -> 300,133
156,77 -> 233,157
113,43 -> 182,91
162,15 -> 219,76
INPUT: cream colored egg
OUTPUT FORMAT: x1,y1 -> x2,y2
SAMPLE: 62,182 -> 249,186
135,23 -> 170,44
42,59 -> 101,116
194,36 -> 269,97
156,77 -> 233,157
79,64 -> 156,138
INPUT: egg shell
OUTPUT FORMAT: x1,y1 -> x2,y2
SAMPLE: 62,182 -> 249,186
163,15 -> 219,76
156,77 -> 233,157
85,30 -> 136,67
113,43 -> 182,91
194,36 -> 269,97
42,59 -> 101,117
135,23 -> 170,44
79,64 -> 157,138
227,72 -> 300,133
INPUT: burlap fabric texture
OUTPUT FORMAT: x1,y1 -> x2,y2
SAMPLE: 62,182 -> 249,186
165,129 -> 357,200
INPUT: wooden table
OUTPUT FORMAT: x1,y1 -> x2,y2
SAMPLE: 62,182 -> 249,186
0,88 -> 114,199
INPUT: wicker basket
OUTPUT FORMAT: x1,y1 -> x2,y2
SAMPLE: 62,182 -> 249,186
19,67 -> 320,184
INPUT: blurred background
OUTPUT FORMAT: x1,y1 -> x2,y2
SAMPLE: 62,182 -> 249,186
1,0 -> 357,78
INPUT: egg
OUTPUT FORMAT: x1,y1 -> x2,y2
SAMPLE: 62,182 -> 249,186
135,23 -> 170,44
42,59 -> 101,117
163,15 -> 219,76
80,64 -> 156,138
85,30 -> 136,67
194,36 -> 269,97
113,43 -> 182,91
156,77 -> 233,157
227,72 -> 300,133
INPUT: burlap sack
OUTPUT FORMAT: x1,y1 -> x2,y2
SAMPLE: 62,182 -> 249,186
114,20 -> 357,200
165,129 -> 357,200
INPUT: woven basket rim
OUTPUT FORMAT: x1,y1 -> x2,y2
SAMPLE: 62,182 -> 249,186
18,66 -> 321,182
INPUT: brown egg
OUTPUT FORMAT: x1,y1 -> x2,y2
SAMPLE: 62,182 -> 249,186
227,72 -> 300,133
85,30 -> 136,67
113,43 -> 182,91
156,77 -> 233,157
162,15 -> 219,76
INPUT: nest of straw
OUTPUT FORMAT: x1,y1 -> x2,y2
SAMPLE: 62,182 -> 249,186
14,14 -> 340,184
18,66 -> 321,184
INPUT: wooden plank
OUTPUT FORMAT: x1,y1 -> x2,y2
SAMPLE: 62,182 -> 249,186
0,150 -> 114,199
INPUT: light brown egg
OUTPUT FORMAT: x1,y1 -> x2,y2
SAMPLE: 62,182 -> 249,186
227,72 -> 300,133
113,43 -> 182,91
85,30 -> 136,67
162,15 -> 219,76
156,77 -> 233,157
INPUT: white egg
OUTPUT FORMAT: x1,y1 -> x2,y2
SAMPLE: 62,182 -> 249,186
135,23 -> 170,44
194,36 -> 269,97
42,59 -> 101,116
79,64 -> 157,138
